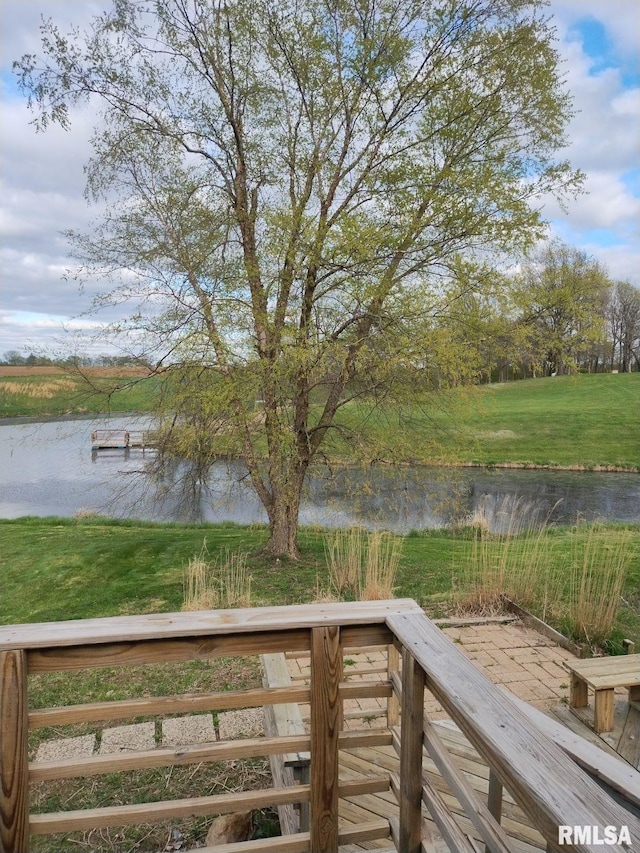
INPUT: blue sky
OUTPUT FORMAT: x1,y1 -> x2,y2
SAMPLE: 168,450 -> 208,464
1,0 -> 638,356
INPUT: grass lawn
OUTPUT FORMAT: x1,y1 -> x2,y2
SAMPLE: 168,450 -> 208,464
329,373 -> 640,469
2,516 -> 637,648
0,517 -> 463,623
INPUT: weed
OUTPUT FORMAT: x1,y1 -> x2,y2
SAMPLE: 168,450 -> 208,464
183,544 -> 252,611
324,527 -> 402,601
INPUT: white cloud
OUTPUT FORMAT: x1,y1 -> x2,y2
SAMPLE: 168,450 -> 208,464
550,0 -> 640,58
547,171 -> 640,231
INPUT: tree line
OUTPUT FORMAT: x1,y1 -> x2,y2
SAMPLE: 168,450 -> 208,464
6,240 -> 638,380
449,241 -> 640,384
0,353 -> 151,368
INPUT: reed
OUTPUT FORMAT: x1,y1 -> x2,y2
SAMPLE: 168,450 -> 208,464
357,530 -> 403,600
183,544 -> 252,610
563,523 -> 634,647
325,526 -> 364,595
457,507 -> 635,650
324,527 -> 402,600
458,498 -> 555,612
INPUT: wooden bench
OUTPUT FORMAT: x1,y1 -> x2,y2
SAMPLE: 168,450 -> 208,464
261,653 -> 311,834
566,653 -> 640,733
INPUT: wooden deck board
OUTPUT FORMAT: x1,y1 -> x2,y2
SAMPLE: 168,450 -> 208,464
618,703 -> 640,770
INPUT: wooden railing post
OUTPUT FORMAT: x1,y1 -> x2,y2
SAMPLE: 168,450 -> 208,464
310,626 -> 342,852
387,643 -> 400,727
487,769 -> 503,824
399,647 -> 425,853
1,650 -> 29,853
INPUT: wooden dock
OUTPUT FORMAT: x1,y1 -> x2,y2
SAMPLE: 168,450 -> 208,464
91,429 -> 155,450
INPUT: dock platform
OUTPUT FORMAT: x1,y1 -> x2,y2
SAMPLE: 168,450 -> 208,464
91,429 -> 155,450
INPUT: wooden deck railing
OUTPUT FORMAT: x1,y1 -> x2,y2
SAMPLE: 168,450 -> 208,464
1,600 -> 638,853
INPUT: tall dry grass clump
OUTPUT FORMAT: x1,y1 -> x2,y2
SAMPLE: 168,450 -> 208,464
564,523 -> 634,648
183,544 -> 252,611
324,527 -> 401,600
325,527 -> 364,594
457,504 -> 634,649
357,531 -> 403,600
458,498 -> 555,613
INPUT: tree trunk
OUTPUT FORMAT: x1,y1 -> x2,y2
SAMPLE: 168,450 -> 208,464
264,498 -> 302,559
262,466 -> 306,559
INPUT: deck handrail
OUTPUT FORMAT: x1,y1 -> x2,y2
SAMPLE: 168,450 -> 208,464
0,599 -> 422,651
388,612 -> 639,852
1,600 -> 638,853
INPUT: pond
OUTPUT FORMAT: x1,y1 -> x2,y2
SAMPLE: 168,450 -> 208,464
1,416 -> 638,533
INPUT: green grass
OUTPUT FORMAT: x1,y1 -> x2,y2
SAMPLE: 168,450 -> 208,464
2,517 -> 638,648
2,372 -> 638,468
329,373 -> 640,469
0,517 -> 461,623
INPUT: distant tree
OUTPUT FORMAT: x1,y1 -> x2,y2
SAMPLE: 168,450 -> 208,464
16,0 -> 581,556
514,241 -> 611,376
2,351 -> 26,366
607,281 -> 640,373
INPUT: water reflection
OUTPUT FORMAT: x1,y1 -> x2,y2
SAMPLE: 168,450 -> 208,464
0,417 -> 638,532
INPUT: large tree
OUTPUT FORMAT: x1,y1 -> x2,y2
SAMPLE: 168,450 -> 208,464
607,281 -> 640,373
17,0 -> 580,556
514,240 -> 611,376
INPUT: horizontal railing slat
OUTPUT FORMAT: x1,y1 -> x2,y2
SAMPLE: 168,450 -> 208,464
29,680 -> 390,728
25,625 -> 394,673
188,819 -> 391,853
26,631 -> 311,673
29,777 -> 389,834
30,729 -> 392,781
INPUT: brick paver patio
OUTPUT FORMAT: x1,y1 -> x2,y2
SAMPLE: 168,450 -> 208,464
288,618 -> 575,726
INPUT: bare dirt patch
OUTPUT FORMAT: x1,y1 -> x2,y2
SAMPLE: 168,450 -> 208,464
474,429 -> 518,439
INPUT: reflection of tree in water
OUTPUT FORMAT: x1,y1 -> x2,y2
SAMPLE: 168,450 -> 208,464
95,450 -> 597,534
89,449 -> 216,524
144,455 -> 259,525
302,464 -> 470,532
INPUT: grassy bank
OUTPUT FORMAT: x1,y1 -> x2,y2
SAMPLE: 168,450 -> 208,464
330,372 -> 640,469
2,516 -> 638,649
2,369 -> 638,468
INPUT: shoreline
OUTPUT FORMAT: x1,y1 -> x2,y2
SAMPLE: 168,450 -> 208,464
1,413 -> 638,474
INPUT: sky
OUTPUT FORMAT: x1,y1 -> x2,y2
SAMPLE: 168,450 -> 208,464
0,0 -> 638,357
